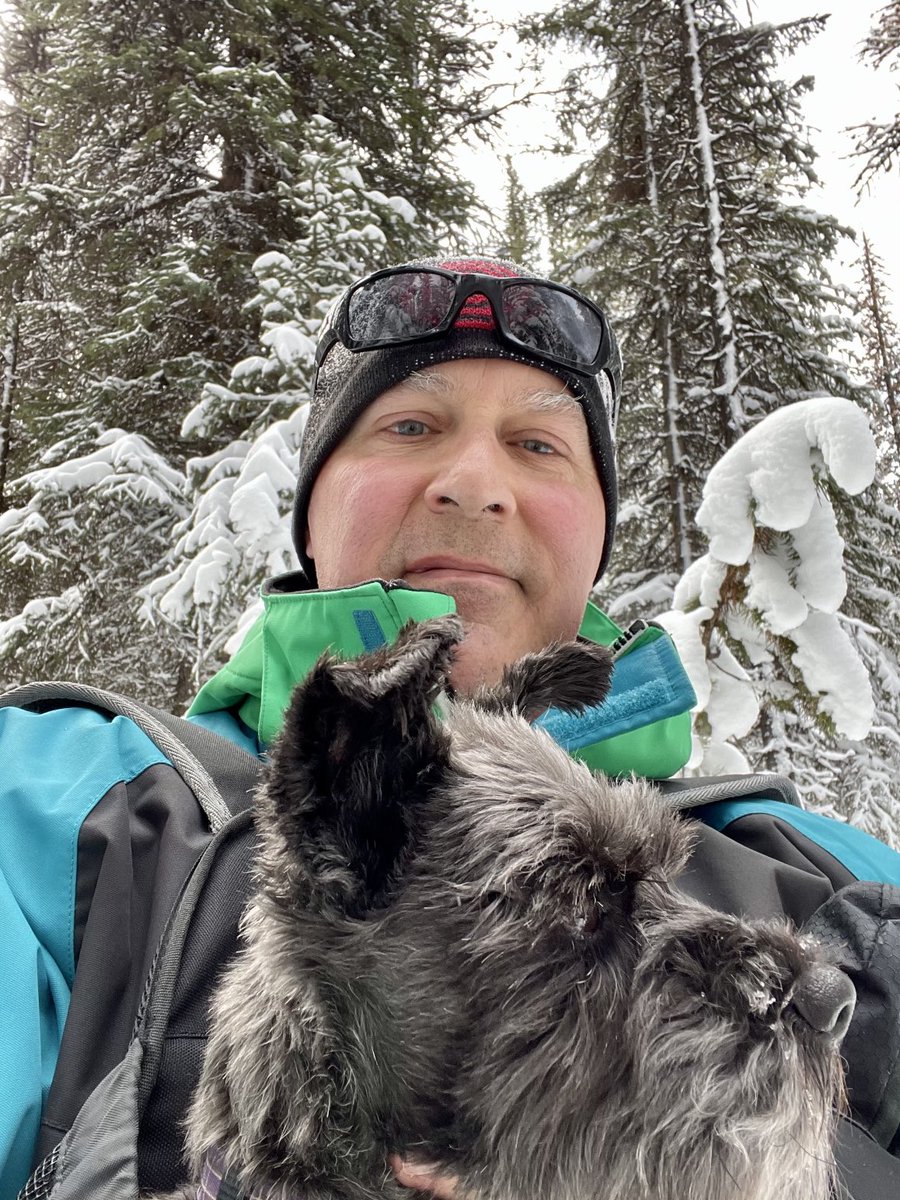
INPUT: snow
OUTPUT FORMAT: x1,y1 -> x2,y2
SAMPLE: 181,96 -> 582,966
22,431 -> 186,501
791,613 -> 875,740
706,639 -> 760,743
357,222 -> 386,243
657,605 -> 759,771
0,587 -> 84,656
383,194 -> 417,223
792,496 -> 847,613
0,504 -> 46,538
697,397 -> 876,564
673,553 -> 728,613
669,396 -> 879,767
655,607 -> 714,709
745,545 -> 810,635
261,324 -> 317,367
230,355 -> 272,382
232,442 -> 297,494
681,0 -> 740,423
252,251 -> 293,274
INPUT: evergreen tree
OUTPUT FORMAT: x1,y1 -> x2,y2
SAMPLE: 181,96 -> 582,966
852,0 -> 900,187
857,233 -> 900,478
0,0 -> 491,702
0,1 -> 55,512
0,430 -> 190,704
524,0 -> 861,613
661,397 -> 900,843
142,117 -> 421,688
523,1 -> 900,823
495,156 -> 541,265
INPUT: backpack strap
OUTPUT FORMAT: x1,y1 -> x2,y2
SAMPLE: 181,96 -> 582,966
0,680 -> 262,829
656,772 -> 801,810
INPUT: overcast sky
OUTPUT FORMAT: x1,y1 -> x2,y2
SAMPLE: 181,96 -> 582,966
753,0 -> 899,309
459,1 -> 899,318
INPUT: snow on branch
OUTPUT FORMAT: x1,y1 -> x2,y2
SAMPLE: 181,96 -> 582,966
696,398 -> 875,564
662,398 -> 878,773
17,429 -> 187,511
0,586 -> 84,660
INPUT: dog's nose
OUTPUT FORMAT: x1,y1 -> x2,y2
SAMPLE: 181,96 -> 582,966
791,964 -> 856,1040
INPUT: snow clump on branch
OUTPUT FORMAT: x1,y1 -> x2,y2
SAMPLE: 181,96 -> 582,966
660,398 -> 877,773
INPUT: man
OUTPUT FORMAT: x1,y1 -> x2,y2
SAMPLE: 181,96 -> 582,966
2,256 -> 899,1199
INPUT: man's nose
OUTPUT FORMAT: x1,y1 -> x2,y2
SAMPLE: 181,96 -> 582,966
423,434 -> 517,519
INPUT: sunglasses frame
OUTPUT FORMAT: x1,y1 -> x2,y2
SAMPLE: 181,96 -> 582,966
315,266 -> 612,378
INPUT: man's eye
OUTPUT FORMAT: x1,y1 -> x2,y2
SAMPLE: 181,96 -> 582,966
389,419 -> 429,436
522,438 -> 556,455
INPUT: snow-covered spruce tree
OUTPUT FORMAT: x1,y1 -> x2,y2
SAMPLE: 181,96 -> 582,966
834,237 -> 900,837
857,233 -> 900,480
0,0 -> 312,698
1,0 -> 295,463
661,398 -> 900,844
494,156 -> 542,266
270,0 -> 492,239
852,0 -> 900,187
0,0 -> 491,702
836,490 -> 900,844
141,117 -> 422,688
0,0 -> 63,513
0,0 -> 491,466
0,431 -> 192,704
524,0 -> 863,613
523,2 -> 900,815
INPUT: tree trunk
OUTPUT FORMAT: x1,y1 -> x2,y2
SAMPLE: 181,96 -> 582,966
637,43 -> 693,571
0,116 -> 37,513
862,233 -> 900,464
0,303 -> 21,513
681,0 -> 742,445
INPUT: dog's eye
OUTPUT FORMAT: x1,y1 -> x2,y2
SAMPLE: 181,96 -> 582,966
574,902 -> 605,936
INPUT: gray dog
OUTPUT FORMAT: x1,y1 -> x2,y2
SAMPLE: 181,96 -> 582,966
174,615 -> 854,1200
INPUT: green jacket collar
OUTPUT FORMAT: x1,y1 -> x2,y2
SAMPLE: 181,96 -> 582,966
188,573 -> 696,780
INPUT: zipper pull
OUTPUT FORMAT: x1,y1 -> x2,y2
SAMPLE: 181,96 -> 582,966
609,619 -> 649,660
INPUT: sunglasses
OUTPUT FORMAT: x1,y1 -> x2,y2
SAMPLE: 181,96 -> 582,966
315,266 -> 612,377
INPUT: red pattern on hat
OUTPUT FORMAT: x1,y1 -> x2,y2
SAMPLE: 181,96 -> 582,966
438,257 -> 520,333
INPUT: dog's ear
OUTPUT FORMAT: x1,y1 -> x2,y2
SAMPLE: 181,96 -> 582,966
474,639 -> 613,722
258,615 -> 462,914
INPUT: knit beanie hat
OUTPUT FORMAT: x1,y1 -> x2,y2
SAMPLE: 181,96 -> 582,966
293,255 -> 622,584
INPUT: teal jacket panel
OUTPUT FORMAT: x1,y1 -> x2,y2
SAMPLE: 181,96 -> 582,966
697,799 -> 900,888
0,706 -> 169,1199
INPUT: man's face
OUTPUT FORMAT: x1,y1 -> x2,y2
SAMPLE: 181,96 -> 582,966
305,358 -> 606,693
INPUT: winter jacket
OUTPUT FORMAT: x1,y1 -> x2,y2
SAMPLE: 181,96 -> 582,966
2,572 -> 899,1199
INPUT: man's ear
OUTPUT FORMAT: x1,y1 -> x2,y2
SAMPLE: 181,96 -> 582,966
474,639 -> 613,723
258,615 -> 462,914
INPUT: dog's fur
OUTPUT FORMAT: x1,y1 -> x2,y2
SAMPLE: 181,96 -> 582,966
174,616 -> 852,1200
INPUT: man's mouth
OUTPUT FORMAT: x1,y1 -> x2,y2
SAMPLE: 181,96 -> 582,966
403,556 -> 512,583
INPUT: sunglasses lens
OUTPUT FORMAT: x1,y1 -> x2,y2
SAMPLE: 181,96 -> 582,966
347,271 -> 457,344
503,284 -> 605,365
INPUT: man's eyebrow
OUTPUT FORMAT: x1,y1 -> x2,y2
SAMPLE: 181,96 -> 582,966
397,372 -> 580,415
522,389 -> 581,415
396,370 -> 454,394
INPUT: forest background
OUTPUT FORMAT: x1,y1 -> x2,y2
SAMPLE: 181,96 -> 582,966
0,0 -> 898,842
